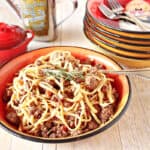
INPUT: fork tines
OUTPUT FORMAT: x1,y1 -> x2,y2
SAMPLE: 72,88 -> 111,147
107,0 -> 124,14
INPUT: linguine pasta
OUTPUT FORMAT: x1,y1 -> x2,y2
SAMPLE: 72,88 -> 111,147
4,51 -> 118,138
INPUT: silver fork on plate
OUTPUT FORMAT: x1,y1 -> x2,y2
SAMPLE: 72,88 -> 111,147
99,4 -> 134,21
107,0 -> 150,30
98,3 -> 148,30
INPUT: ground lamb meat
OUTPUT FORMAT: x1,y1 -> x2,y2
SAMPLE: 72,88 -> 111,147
87,120 -> 98,130
100,105 -> 114,123
6,109 -> 20,126
3,88 -> 12,102
38,123 -> 69,138
85,76 -> 99,91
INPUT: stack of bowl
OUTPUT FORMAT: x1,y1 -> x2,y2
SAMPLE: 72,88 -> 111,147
83,0 -> 150,68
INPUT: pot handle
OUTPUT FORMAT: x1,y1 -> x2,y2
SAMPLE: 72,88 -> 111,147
56,0 -> 78,27
24,30 -> 34,45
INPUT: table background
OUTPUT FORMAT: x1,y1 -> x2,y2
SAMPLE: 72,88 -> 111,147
0,0 -> 150,150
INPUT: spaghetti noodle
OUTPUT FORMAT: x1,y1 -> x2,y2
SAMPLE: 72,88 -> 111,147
4,51 -> 118,138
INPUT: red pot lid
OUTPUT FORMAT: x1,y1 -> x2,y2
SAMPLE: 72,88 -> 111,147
0,23 -> 26,49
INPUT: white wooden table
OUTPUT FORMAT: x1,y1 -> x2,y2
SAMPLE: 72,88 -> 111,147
0,1 -> 150,150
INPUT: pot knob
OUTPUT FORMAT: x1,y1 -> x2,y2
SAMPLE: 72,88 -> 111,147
0,23 -> 26,49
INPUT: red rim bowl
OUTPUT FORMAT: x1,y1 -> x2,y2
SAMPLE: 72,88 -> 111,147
0,46 -> 131,143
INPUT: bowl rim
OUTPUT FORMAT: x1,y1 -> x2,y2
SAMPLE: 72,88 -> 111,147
0,46 -> 131,143
84,28 -> 150,59
84,19 -> 150,54
84,15 -> 150,47
86,13 -> 150,41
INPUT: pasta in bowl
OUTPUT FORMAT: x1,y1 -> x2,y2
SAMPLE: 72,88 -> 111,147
0,46 -> 130,143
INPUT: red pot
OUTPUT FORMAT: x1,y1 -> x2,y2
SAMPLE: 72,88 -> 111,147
0,23 -> 34,66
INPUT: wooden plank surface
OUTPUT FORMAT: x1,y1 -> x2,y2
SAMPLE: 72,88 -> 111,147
0,1 -> 150,150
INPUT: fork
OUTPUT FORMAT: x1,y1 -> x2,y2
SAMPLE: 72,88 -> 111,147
98,4 -> 150,30
98,3 -> 149,30
107,0 -> 150,30
99,4 -> 134,21
100,68 -> 150,80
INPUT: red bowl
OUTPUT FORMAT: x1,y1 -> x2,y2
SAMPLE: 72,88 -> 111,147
0,46 -> 131,143
0,27 -> 34,67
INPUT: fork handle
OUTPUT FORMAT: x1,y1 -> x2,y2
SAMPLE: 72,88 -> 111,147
118,13 -> 150,31
100,68 -> 150,80
125,12 -> 150,31
117,15 -> 137,23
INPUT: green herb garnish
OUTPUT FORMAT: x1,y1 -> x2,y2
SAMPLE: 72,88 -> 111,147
42,69 -> 84,81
